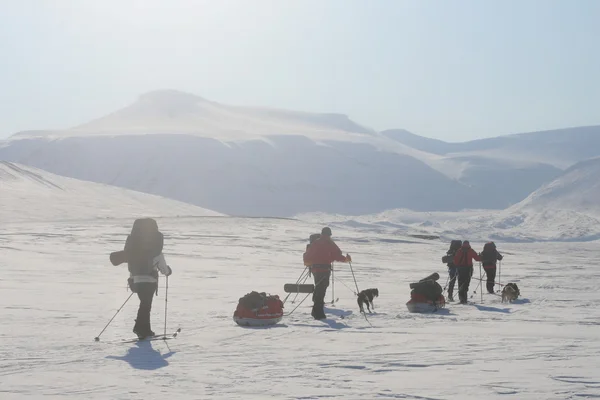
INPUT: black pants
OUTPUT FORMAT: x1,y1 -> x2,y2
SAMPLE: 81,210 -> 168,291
447,266 -> 457,298
133,282 -> 157,335
484,266 -> 496,293
312,270 -> 331,319
457,266 -> 473,304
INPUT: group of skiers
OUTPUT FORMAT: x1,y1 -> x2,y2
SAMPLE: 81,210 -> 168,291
113,218 -> 504,336
444,240 -> 503,304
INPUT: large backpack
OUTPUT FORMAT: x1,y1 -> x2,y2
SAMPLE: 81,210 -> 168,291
481,242 -> 497,265
126,218 -> 162,276
442,240 -> 462,264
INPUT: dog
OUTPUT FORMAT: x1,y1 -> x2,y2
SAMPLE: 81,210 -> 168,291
357,288 -> 379,313
501,283 -> 520,303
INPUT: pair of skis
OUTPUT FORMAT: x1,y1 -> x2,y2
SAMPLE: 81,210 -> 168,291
98,327 -> 181,344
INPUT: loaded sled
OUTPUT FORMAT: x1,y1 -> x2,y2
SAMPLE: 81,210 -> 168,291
233,291 -> 284,327
406,273 -> 445,313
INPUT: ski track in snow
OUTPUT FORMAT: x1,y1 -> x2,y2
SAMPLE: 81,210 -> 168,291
1,217 -> 599,399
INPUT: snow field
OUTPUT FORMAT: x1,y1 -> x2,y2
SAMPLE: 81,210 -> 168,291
1,217 -> 599,399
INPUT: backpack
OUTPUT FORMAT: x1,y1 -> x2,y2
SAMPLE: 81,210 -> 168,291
483,242 -> 496,252
481,242 -> 497,265
442,240 -> 462,264
309,233 -> 321,244
126,218 -> 162,276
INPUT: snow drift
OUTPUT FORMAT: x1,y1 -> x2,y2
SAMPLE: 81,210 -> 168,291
0,161 -> 223,223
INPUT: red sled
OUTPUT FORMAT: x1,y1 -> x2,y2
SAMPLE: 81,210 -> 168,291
406,293 -> 446,313
233,291 -> 284,327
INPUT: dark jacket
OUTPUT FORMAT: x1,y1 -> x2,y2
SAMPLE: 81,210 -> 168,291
481,248 -> 503,268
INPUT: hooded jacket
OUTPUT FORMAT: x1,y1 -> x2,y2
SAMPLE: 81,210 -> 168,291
453,242 -> 481,267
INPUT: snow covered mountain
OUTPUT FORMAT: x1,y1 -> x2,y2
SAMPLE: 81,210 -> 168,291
1,90 -> 597,216
0,161 -> 223,222
300,158 -> 600,242
512,156 -> 600,215
0,90 -> 488,216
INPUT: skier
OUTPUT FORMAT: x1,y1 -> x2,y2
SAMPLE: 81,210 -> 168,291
480,242 -> 503,294
122,218 -> 172,339
304,233 -> 321,302
444,240 -> 462,301
303,227 -> 351,320
453,240 -> 480,304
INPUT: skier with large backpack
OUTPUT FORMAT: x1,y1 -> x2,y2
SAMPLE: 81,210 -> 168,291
453,240 -> 481,304
112,218 -> 172,339
480,242 -> 503,294
442,240 -> 462,301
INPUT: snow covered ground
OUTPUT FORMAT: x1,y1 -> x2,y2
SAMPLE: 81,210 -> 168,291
1,214 -> 599,399
1,160 -> 599,399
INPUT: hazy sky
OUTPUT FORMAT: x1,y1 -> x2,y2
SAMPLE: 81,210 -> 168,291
1,0 -> 599,141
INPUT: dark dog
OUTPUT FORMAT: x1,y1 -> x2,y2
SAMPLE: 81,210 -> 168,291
501,283 -> 520,303
357,288 -> 379,313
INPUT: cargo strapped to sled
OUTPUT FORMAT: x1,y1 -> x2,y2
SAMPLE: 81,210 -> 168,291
283,283 -> 315,294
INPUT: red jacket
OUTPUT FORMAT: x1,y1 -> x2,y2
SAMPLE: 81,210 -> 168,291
453,244 -> 481,267
303,237 -> 348,272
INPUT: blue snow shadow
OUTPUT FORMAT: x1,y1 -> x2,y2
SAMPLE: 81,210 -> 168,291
106,340 -> 175,370
324,306 -> 353,319
511,298 -> 531,304
473,304 -> 511,313
288,307 -> 352,329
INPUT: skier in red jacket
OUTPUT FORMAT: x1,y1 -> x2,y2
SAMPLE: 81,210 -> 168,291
453,240 -> 481,304
303,227 -> 351,319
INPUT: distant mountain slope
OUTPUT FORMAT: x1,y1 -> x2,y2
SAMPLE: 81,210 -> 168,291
299,159 -> 600,242
510,156 -> 600,215
0,161 -> 223,222
383,125 -> 600,169
0,135 -> 484,216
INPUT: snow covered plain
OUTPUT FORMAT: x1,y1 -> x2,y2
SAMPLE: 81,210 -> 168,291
2,214 -> 600,398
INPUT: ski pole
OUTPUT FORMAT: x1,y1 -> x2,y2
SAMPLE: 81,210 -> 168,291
94,292 -> 134,341
498,259 -> 502,290
348,260 -> 360,295
479,262 -> 483,302
331,264 -> 335,304
163,275 -> 169,338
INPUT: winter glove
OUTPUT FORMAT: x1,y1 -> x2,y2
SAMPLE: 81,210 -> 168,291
164,265 -> 173,277
345,254 -> 352,263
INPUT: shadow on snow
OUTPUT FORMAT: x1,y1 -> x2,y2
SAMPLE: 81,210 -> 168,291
106,340 -> 175,370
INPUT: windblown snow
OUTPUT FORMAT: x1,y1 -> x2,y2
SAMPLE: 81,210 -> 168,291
0,161 -> 223,223
0,182 -> 599,399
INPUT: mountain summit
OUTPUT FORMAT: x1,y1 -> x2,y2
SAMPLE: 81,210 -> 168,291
13,89 -> 375,140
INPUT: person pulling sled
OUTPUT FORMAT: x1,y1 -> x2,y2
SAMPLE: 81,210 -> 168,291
303,227 -> 351,320
111,218 -> 172,339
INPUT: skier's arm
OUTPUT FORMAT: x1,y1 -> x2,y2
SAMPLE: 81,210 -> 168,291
497,251 -> 503,261
153,254 -> 172,276
471,249 -> 481,262
331,241 -> 350,263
